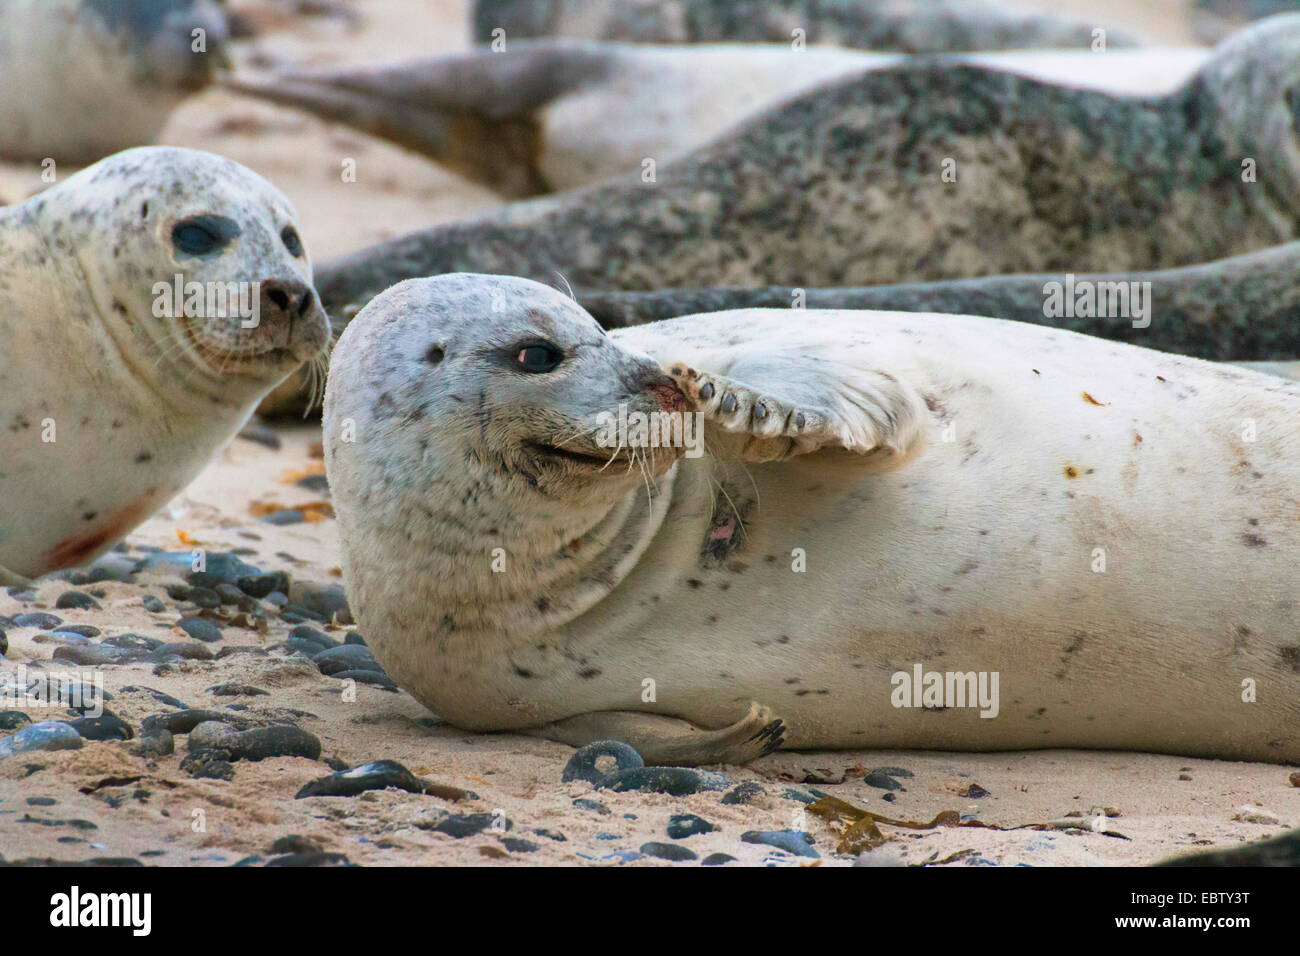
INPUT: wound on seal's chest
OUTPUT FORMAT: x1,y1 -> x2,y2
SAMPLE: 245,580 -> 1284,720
699,477 -> 755,568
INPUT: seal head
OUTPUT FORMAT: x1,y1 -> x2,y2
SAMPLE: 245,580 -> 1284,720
31,146 -> 331,411
325,274 -> 686,513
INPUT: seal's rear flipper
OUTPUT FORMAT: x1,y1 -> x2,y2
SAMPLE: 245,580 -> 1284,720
525,701 -> 785,766
221,41 -> 614,197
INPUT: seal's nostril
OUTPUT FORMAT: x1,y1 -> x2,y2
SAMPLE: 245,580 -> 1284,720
296,288 -> 316,318
268,289 -> 290,311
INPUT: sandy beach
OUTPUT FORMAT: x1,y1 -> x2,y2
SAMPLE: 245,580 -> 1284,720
1,0 -> 1296,867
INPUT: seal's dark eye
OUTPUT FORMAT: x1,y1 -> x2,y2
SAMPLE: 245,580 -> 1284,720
281,225 -> 304,258
513,342 -> 563,374
171,214 -> 241,258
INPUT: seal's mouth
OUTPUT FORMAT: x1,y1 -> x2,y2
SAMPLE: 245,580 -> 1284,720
524,440 -> 621,467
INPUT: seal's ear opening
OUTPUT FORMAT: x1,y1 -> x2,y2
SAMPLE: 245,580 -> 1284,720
425,344 -> 446,365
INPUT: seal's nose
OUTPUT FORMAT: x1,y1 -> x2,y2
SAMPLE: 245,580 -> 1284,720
646,376 -> 690,413
262,280 -> 316,320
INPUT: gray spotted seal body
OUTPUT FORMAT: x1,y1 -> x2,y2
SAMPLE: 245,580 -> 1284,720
325,274 -> 1300,765
316,14 -> 1300,315
224,41 -> 878,197
0,147 -> 330,581
579,242 -> 1300,361
226,43 -> 1205,198
471,0 -> 1144,52
0,0 -> 230,164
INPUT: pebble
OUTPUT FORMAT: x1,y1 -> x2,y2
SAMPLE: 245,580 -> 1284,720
296,473 -> 330,493
152,642 -> 215,661
52,645 -> 153,666
667,814 -> 717,839
66,712 -> 134,741
142,709 -> 249,736
175,616 -> 222,643
640,842 -> 698,862
296,759 -> 474,800
282,638 -> 326,658
262,509 -> 305,525
190,723 -> 322,762
207,683 -> 269,697
26,796 -> 56,806
36,631 -> 91,645
701,853 -> 737,866
0,711 -> 32,731
1232,806 -> 1280,825
781,787 -> 828,803
268,835 -> 321,855
119,686 -> 187,708
0,629 -> 6,656
290,583 -> 352,624
864,769 -> 906,791
237,421 -> 282,450
129,729 -> 175,758
138,550 -> 258,587
500,837 -> 539,853
12,612 -> 62,630
0,720 -> 84,759
430,813 -> 511,838
69,553 -> 138,584
330,669 -> 397,690
52,624 -> 101,638
237,572 -> 289,599
265,851 -> 352,867
344,631 -> 367,646
180,749 -> 236,780
562,740 -> 645,785
141,595 -> 166,613
721,782 -> 766,805
741,829 -> 819,859
53,590 -> 99,610
288,624 -> 338,649
600,767 -> 731,796
573,798 -> 611,815
313,644 -> 379,675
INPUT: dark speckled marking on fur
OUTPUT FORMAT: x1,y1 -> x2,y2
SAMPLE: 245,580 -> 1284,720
1279,646 -> 1300,672
471,0 -> 1143,52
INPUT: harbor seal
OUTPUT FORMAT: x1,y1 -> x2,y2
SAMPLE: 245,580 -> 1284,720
578,242 -> 1300,360
315,14 -> 1300,316
324,274 -> 1300,766
224,43 -> 1205,198
0,146 -> 331,583
0,0 -> 230,164
471,0 -> 1144,52
265,240 -> 1295,418
223,41 -> 877,198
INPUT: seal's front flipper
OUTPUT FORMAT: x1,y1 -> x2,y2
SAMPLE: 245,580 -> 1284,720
664,357 -> 927,468
525,701 -> 785,767
221,41 -> 613,197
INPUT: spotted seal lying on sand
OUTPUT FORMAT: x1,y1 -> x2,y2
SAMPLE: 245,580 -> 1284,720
314,15 -> 1300,316
0,147 -> 330,583
0,0 -> 230,164
324,274 -> 1300,765
470,0 -> 1143,53
224,43 -> 1207,198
